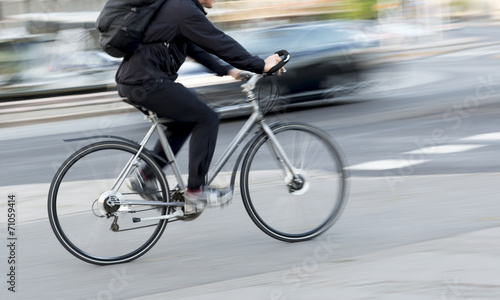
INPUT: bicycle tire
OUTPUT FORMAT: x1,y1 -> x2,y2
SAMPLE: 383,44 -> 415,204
240,123 -> 348,242
48,141 -> 170,265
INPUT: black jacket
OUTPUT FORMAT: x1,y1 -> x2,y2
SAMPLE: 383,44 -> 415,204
116,0 -> 265,85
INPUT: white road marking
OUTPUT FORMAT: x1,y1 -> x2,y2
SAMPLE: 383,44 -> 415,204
346,159 -> 429,171
405,144 -> 486,155
347,133 -> 494,171
460,132 -> 500,141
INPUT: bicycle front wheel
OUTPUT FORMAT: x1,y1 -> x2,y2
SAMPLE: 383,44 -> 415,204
48,141 -> 170,265
241,123 -> 348,242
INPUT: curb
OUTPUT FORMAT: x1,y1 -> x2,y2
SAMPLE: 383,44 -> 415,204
2,106 -> 136,128
0,96 -> 135,128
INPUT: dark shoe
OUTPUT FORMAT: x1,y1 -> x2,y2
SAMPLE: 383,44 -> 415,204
129,171 -> 161,201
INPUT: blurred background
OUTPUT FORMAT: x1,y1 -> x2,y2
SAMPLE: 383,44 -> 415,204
0,0 -> 498,101
1,2 -> 500,299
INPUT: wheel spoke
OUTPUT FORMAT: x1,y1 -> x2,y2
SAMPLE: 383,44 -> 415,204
241,124 -> 348,242
48,141 -> 169,265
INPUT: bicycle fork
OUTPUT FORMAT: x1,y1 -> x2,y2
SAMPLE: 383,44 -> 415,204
260,122 -> 306,194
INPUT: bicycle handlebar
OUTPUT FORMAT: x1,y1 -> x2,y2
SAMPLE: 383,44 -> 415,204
240,50 -> 290,93
265,50 -> 290,76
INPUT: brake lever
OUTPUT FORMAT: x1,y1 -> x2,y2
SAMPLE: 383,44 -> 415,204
238,71 -> 254,81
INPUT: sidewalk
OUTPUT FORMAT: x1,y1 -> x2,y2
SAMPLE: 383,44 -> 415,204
131,226 -> 500,299
2,174 -> 498,299
4,176 -> 487,299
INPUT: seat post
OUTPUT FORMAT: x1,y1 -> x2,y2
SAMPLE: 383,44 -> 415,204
122,96 -> 186,190
146,110 -> 159,123
153,114 -> 187,191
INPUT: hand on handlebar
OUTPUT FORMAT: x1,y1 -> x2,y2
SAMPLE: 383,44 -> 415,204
229,50 -> 289,81
264,54 -> 284,76
228,68 -> 244,80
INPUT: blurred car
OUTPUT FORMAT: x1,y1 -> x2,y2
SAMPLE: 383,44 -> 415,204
48,51 -> 121,74
177,21 -> 370,116
0,35 -> 47,87
0,49 -> 119,100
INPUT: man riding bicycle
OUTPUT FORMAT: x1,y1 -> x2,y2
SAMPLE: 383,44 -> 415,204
116,0 -> 282,215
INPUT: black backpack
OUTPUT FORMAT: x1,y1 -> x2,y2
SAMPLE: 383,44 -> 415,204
96,0 -> 166,58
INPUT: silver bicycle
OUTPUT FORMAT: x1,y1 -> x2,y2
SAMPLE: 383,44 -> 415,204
48,51 -> 349,265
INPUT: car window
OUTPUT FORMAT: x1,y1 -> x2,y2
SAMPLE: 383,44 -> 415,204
233,25 -> 352,55
294,28 -> 334,51
235,28 -> 307,55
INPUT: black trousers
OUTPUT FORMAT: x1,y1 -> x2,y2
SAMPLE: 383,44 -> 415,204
117,80 -> 219,189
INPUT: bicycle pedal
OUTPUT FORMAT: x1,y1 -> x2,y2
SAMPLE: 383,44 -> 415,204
180,206 -> 203,221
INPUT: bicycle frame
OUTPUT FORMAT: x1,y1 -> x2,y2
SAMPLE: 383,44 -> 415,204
114,73 -> 300,203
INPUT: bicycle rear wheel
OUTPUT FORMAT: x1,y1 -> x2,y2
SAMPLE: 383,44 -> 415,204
48,141 -> 170,265
241,123 -> 348,242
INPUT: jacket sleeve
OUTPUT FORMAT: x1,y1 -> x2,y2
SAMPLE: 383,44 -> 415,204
177,1 -> 265,74
186,41 -> 232,76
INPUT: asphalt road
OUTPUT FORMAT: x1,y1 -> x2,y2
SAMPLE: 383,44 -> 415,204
1,36 -> 500,299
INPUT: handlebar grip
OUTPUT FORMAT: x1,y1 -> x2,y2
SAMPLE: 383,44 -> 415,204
266,50 -> 290,75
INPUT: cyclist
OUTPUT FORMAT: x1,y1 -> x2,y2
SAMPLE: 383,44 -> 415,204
116,0 -> 282,215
